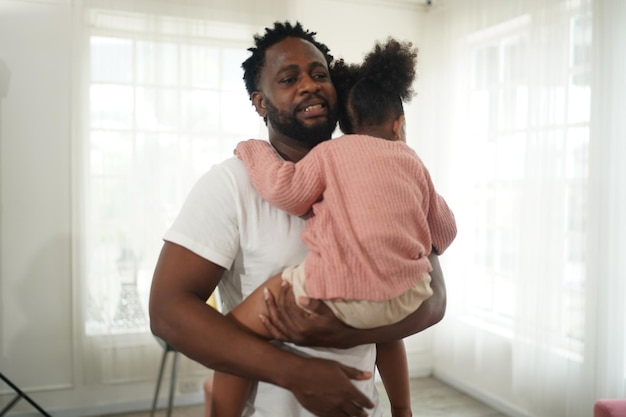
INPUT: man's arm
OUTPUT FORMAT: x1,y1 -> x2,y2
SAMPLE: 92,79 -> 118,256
261,252 -> 446,348
149,241 -> 374,416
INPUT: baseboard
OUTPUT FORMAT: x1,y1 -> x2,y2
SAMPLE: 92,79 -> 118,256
6,392 -> 205,417
434,370 -> 531,417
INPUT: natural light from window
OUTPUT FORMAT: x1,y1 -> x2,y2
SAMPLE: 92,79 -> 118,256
463,12 -> 591,359
84,16 -> 263,335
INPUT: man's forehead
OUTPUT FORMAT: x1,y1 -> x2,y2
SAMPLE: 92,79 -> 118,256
264,37 -> 327,71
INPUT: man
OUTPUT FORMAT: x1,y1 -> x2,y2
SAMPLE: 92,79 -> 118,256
149,21 -> 446,417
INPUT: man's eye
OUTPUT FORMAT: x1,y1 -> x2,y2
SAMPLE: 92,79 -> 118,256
280,76 -> 296,84
313,73 -> 329,80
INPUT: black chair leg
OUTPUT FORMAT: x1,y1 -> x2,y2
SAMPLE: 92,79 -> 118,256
150,347 -> 169,417
150,344 -> 178,417
166,352 -> 178,417
0,372 -> 52,417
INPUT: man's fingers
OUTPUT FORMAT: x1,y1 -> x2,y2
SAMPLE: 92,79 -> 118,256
261,282 -> 305,341
339,364 -> 373,383
338,366 -> 375,410
260,287 -> 288,340
259,314 -> 284,340
343,401 -> 369,417
289,357 -> 375,417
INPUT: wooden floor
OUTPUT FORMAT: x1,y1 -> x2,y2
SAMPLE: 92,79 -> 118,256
103,376 -> 509,417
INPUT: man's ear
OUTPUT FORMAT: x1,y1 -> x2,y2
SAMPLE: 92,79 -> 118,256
251,92 -> 267,117
392,114 -> 406,142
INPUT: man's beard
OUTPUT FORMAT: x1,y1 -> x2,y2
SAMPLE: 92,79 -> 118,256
265,98 -> 338,147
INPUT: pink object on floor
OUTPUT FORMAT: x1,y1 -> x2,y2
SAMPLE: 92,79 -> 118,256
594,399 -> 626,417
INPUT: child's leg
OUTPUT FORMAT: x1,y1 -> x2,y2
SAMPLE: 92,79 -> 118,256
204,378 -> 213,417
227,273 -> 285,338
210,273 -> 284,417
376,340 -> 412,417
210,372 -> 250,417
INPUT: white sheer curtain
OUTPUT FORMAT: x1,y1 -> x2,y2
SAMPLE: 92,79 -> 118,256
418,0 -> 626,416
74,0 -> 288,385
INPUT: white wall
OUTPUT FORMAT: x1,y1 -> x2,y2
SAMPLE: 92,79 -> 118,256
0,0 -> 74,401
0,0 -> 431,414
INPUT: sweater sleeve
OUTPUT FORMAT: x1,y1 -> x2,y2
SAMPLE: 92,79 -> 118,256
235,139 -> 326,216
423,168 -> 457,255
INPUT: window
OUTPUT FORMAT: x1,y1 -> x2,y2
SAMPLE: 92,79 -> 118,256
464,11 -> 591,356
83,11 -> 263,336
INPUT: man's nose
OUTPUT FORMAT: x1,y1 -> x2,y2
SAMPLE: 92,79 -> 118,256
298,74 -> 322,93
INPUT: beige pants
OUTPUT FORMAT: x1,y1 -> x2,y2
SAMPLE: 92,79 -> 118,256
281,262 -> 433,329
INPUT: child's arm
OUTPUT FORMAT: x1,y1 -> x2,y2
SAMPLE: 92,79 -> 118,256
376,340 -> 413,417
235,139 -> 325,216
423,168 -> 457,255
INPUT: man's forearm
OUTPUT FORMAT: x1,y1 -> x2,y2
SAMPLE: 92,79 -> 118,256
151,293 -> 293,385
149,241 -> 375,417
151,293 -> 375,417
149,242 -> 302,386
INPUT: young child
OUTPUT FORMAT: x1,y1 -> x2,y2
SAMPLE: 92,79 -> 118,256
211,38 -> 457,417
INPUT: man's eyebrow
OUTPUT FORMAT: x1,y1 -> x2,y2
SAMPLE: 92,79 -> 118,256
308,61 -> 328,71
276,61 -> 327,76
276,64 -> 300,76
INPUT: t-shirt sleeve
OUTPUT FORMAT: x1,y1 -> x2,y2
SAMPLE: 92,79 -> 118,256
163,158 -> 242,270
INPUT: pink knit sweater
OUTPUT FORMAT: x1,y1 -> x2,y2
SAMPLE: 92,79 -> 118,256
235,135 -> 457,301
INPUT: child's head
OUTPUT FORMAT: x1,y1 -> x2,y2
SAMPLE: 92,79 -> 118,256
331,38 -> 417,142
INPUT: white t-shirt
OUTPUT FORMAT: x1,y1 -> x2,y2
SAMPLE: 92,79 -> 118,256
164,156 -> 382,417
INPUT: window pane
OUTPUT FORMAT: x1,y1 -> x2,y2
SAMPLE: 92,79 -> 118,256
136,87 -> 179,131
136,41 -> 178,85
180,45 -> 219,88
568,78 -> 590,124
91,37 -> 133,83
90,130 -> 133,175
90,84 -> 133,129
182,89 -> 219,132
221,90 -> 261,135
222,48 -> 249,90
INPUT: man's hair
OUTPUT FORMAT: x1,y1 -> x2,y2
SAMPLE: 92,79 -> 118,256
331,38 -> 417,134
242,21 -> 334,98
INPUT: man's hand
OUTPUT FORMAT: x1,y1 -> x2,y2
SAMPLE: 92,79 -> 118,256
260,281 -> 355,347
286,356 -> 374,417
262,253 -> 446,349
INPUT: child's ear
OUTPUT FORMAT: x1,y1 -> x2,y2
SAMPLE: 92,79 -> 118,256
251,92 -> 267,117
392,115 -> 406,142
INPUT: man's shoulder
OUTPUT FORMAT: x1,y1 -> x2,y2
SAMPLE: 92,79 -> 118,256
208,155 -> 246,174
196,156 -> 250,188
